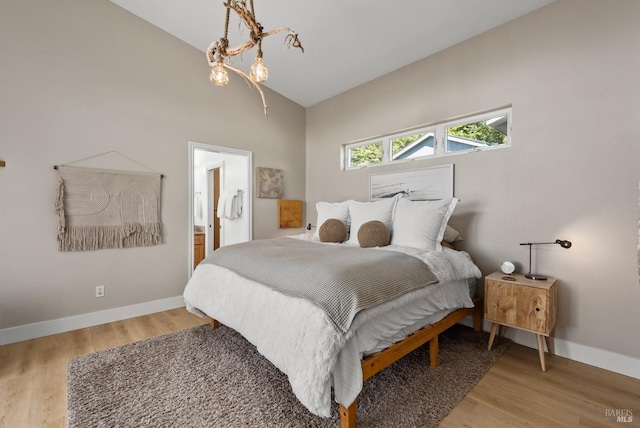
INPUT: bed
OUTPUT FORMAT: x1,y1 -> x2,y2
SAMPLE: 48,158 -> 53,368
183,196 -> 483,427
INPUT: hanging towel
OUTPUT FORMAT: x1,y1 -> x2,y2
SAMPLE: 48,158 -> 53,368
194,192 -> 203,219
234,190 -> 243,217
217,192 -> 227,219
224,189 -> 239,219
218,189 -> 242,219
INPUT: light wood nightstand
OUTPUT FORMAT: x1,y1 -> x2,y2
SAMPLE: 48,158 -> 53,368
484,271 -> 558,371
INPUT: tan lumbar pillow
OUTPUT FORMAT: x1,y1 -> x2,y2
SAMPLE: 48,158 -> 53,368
318,219 -> 347,243
358,220 -> 390,248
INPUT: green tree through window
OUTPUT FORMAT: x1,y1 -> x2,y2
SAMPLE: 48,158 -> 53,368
350,143 -> 382,167
447,121 -> 506,146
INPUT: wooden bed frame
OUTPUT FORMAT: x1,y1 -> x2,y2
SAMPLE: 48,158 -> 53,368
210,297 -> 483,428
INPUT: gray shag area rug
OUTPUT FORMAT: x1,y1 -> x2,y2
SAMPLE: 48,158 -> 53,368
67,323 -> 511,427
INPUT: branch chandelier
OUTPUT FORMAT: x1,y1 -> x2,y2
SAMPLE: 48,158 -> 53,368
206,0 -> 304,116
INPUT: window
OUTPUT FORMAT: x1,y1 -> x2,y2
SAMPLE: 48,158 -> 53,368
446,112 -> 509,153
391,132 -> 434,160
344,107 -> 511,170
347,141 -> 383,168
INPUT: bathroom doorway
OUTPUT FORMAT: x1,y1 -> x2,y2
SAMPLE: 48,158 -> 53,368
188,142 -> 252,276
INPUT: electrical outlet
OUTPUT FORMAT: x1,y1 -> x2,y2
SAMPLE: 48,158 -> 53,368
96,285 -> 105,298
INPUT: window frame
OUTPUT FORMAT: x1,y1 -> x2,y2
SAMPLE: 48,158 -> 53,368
343,107 -> 511,170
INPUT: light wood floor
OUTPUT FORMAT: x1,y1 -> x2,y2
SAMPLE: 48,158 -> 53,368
1,308 -> 638,427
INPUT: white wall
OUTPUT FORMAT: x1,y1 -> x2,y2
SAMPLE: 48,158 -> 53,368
306,0 -> 640,373
0,0 -> 305,339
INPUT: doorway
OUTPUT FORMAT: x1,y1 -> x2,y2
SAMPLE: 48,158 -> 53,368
188,142 -> 253,276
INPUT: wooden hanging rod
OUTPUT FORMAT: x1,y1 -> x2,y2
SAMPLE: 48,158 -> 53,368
53,165 -> 164,178
0,160 -> 5,167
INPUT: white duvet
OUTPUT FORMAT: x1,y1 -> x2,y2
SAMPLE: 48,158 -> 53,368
183,235 -> 481,417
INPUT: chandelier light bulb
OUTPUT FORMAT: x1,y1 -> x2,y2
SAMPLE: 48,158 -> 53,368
250,57 -> 268,83
210,62 -> 229,86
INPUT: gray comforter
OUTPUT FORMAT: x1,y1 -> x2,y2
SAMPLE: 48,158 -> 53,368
202,237 -> 438,332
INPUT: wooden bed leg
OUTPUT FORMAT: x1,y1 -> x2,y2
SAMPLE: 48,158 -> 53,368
473,300 -> 483,332
339,400 -> 357,428
210,318 -> 220,329
429,335 -> 439,368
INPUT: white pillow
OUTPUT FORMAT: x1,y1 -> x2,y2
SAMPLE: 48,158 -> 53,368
315,200 -> 353,238
346,197 -> 399,245
391,198 -> 458,251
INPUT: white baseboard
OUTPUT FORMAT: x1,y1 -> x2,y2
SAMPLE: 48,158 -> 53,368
0,296 -> 185,346
460,317 -> 640,380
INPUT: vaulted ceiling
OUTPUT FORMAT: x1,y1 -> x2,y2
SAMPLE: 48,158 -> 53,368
111,0 -> 556,107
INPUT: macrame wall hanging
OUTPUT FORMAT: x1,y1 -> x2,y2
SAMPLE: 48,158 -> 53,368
54,151 -> 163,252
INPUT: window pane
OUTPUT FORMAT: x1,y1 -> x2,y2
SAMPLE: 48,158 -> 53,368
391,132 -> 435,160
349,142 -> 383,167
446,114 -> 508,152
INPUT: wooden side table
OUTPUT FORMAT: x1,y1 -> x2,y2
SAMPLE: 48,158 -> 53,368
484,271 -> 558,371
